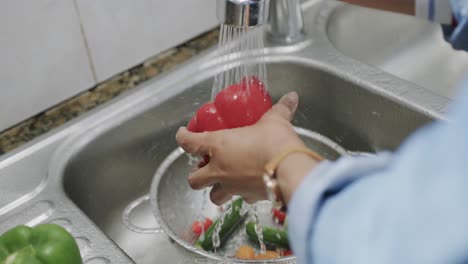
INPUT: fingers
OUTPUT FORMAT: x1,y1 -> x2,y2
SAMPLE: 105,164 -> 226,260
176,127 -> 212,155
210,184 -> 232,205
268,92 -> 299,121
187,164 -> 218,190
189,167 -> 233,205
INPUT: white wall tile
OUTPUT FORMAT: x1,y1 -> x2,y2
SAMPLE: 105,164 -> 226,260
76,0 -> 218,82
0,0 -> 95,131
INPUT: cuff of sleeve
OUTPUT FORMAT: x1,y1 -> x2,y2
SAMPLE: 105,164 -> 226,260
416,0 -> 453,24
288,153 -> 393,264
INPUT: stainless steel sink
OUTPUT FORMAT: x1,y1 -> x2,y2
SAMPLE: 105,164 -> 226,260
0,1 -> 454,264
326,2 -> 468,99
61,61 -> 435,263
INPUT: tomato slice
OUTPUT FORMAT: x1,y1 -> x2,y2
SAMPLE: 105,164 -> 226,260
192,217 -> 213,236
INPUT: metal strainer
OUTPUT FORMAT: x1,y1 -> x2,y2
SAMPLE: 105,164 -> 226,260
124,127 -> 347,263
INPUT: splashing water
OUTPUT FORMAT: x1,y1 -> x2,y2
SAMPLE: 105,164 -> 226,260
251,204 -> 267,254
240,201 -> 252,217
212,200 -> 234,251
211,24 -> 268,99
212,216 -> 223,252
190,21 -> 270,257
187,153 -> 201,167
198,189 -> 209,242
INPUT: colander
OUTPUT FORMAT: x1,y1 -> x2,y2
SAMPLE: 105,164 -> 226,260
123,127 -> 347,263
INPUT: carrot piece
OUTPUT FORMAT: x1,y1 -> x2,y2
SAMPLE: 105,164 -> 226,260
235,245 -> 255,260
254,250 -> 280,259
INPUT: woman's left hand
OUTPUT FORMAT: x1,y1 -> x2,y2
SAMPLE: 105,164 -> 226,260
176,92 -> 306,205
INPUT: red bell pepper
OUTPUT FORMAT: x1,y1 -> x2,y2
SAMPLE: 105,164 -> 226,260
188,102 -> 228,132
187,76 -> 272,167
192,217 -> 213,236
272,208 -> 287,224
188,76 -> 272,133
214,77 -> 272,128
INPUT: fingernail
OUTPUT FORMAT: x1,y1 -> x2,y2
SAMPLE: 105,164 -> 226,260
175,127 -> 186,140
286,92 -> 299,111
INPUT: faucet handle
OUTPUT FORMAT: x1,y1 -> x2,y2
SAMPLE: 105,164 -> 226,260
269,0 -> 305,44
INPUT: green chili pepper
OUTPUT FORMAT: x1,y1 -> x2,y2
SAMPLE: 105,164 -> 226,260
0,224 -> 82,264
246,221 -> 289,249
197,197 -> 244,251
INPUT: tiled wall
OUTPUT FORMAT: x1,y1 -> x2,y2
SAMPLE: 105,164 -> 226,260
0,0 -> 95,132
0,0 -> 217,132
76,0 -> 218,82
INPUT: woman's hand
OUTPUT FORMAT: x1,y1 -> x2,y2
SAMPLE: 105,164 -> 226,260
176,92 -> 319,205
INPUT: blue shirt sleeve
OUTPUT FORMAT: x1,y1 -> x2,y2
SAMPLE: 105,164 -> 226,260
450,0 -> 468,50
288,77 -> 468,264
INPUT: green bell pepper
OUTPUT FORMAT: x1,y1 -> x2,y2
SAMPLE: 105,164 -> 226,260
0,224 -> 82,264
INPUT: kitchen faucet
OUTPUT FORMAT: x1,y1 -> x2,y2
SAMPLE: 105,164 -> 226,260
217,0 -> 305,44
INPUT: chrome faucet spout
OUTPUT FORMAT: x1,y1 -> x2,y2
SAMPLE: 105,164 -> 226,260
217,0 -> 305,44
217,0 -> 268,28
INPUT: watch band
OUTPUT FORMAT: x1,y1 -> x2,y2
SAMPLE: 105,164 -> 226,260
262,147 -> 323,206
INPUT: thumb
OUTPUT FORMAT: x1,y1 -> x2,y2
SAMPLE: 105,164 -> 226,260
175,127 -> 212,155
268,92 -> 299,121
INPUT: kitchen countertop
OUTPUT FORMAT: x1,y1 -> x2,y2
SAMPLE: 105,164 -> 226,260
0,29 -> 219,155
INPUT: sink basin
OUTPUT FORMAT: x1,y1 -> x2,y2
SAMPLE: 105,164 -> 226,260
326,3 -> 468,99
60,60 -> 433,263
0,1 -> 452,263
